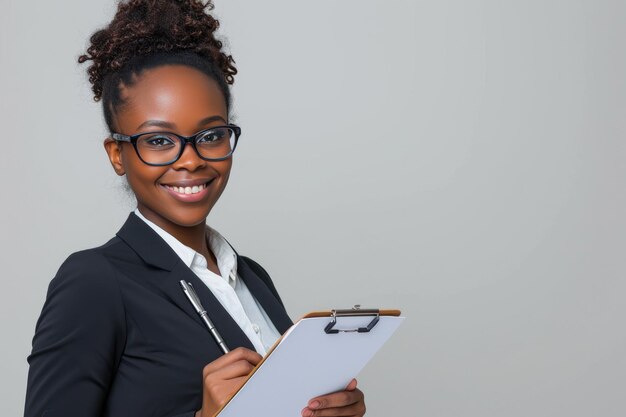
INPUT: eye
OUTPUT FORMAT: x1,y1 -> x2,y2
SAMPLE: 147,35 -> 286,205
196,128 -> 228,144
139,134 -> 177,148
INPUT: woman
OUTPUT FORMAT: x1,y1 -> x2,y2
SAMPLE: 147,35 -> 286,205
24,1 -> 366,416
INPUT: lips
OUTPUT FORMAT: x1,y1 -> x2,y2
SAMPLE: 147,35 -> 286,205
160,178 -> 215,201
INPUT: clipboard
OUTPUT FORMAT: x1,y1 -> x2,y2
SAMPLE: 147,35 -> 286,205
214,306 -> 405,417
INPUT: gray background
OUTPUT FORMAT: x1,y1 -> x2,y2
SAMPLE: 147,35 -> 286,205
1,0 -> 625,415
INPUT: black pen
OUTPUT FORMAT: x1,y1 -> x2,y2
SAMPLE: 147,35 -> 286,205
179,280 -> 230,354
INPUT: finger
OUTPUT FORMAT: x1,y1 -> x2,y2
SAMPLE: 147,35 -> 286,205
301,400 -> 364,417
203,347 -> 262,376
206,359 -> 257,381
308,388 -> 364,410
345,378 -> 358,391
203,375 -> 248,406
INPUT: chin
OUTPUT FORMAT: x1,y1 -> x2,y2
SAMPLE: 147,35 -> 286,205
167,209 -> 212,227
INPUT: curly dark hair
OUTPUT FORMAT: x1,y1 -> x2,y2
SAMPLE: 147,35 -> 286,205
78,0 -> 237,132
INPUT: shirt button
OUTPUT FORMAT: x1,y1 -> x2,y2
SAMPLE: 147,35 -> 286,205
252,324 -> 260,333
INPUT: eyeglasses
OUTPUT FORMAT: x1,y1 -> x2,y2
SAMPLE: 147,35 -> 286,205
111,124 -> 241,166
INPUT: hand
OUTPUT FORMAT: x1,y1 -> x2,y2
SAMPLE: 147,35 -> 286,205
195,347 -> 263,417
301,378 -> 366,417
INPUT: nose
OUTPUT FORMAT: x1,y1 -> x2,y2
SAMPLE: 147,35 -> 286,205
172,141 -> 206,171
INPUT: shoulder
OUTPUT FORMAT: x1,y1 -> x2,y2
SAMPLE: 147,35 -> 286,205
239,255 -> 286,308
239,255 -> 271,281
46,237 -> 128,311
31,238 -> 128,356
52,236 -> 123,279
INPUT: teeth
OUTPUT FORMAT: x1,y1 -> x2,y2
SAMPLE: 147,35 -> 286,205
166,182 -> 208,195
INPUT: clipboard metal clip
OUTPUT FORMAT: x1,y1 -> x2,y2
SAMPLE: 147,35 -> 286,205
324,305 -> 380,334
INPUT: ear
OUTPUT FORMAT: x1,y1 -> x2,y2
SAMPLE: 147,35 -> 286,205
103,137 -> 126,176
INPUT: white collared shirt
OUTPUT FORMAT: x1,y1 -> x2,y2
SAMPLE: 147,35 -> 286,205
133,208 -> 281,355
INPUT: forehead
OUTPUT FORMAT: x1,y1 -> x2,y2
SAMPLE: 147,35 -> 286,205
115,65 -> 228,133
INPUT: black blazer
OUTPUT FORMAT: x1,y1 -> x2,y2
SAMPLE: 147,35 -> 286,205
24,212 -> 293,417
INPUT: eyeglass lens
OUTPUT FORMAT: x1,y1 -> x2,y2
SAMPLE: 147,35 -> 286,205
135,127 -> 236,164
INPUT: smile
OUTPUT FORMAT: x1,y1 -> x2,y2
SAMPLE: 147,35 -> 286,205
160,179 -> 214,202
163,182 -> 210,195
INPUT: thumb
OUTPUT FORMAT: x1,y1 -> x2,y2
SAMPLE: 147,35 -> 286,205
345,378 -> 358,391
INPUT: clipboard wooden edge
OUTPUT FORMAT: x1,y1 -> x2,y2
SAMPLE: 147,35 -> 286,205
212,308 -> 402,417
301,309 -> 402,319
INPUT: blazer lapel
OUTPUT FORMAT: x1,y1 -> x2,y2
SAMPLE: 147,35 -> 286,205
115,212 -> 256,351
171,262 -> 256,351
237,257 -> 294,334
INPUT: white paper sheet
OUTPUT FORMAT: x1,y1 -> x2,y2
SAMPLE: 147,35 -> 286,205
217,314 -> 405,417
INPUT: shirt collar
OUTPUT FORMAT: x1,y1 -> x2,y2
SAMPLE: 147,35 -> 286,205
205,223 -> 238,283
133,208 -> 238,284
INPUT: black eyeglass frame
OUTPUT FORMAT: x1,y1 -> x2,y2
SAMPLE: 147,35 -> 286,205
111,124 -> 241,166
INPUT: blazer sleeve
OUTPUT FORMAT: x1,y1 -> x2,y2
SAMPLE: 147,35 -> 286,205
24,251 -> 126,417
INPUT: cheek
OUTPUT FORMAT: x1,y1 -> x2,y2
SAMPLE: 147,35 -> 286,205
121,150 -> 165,192
213,160 -> 233,186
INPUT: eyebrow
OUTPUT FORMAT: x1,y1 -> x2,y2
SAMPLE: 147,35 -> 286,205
135,115 -> 227,131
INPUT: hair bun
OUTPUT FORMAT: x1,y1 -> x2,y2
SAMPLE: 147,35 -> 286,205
78,0 -> 236,102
